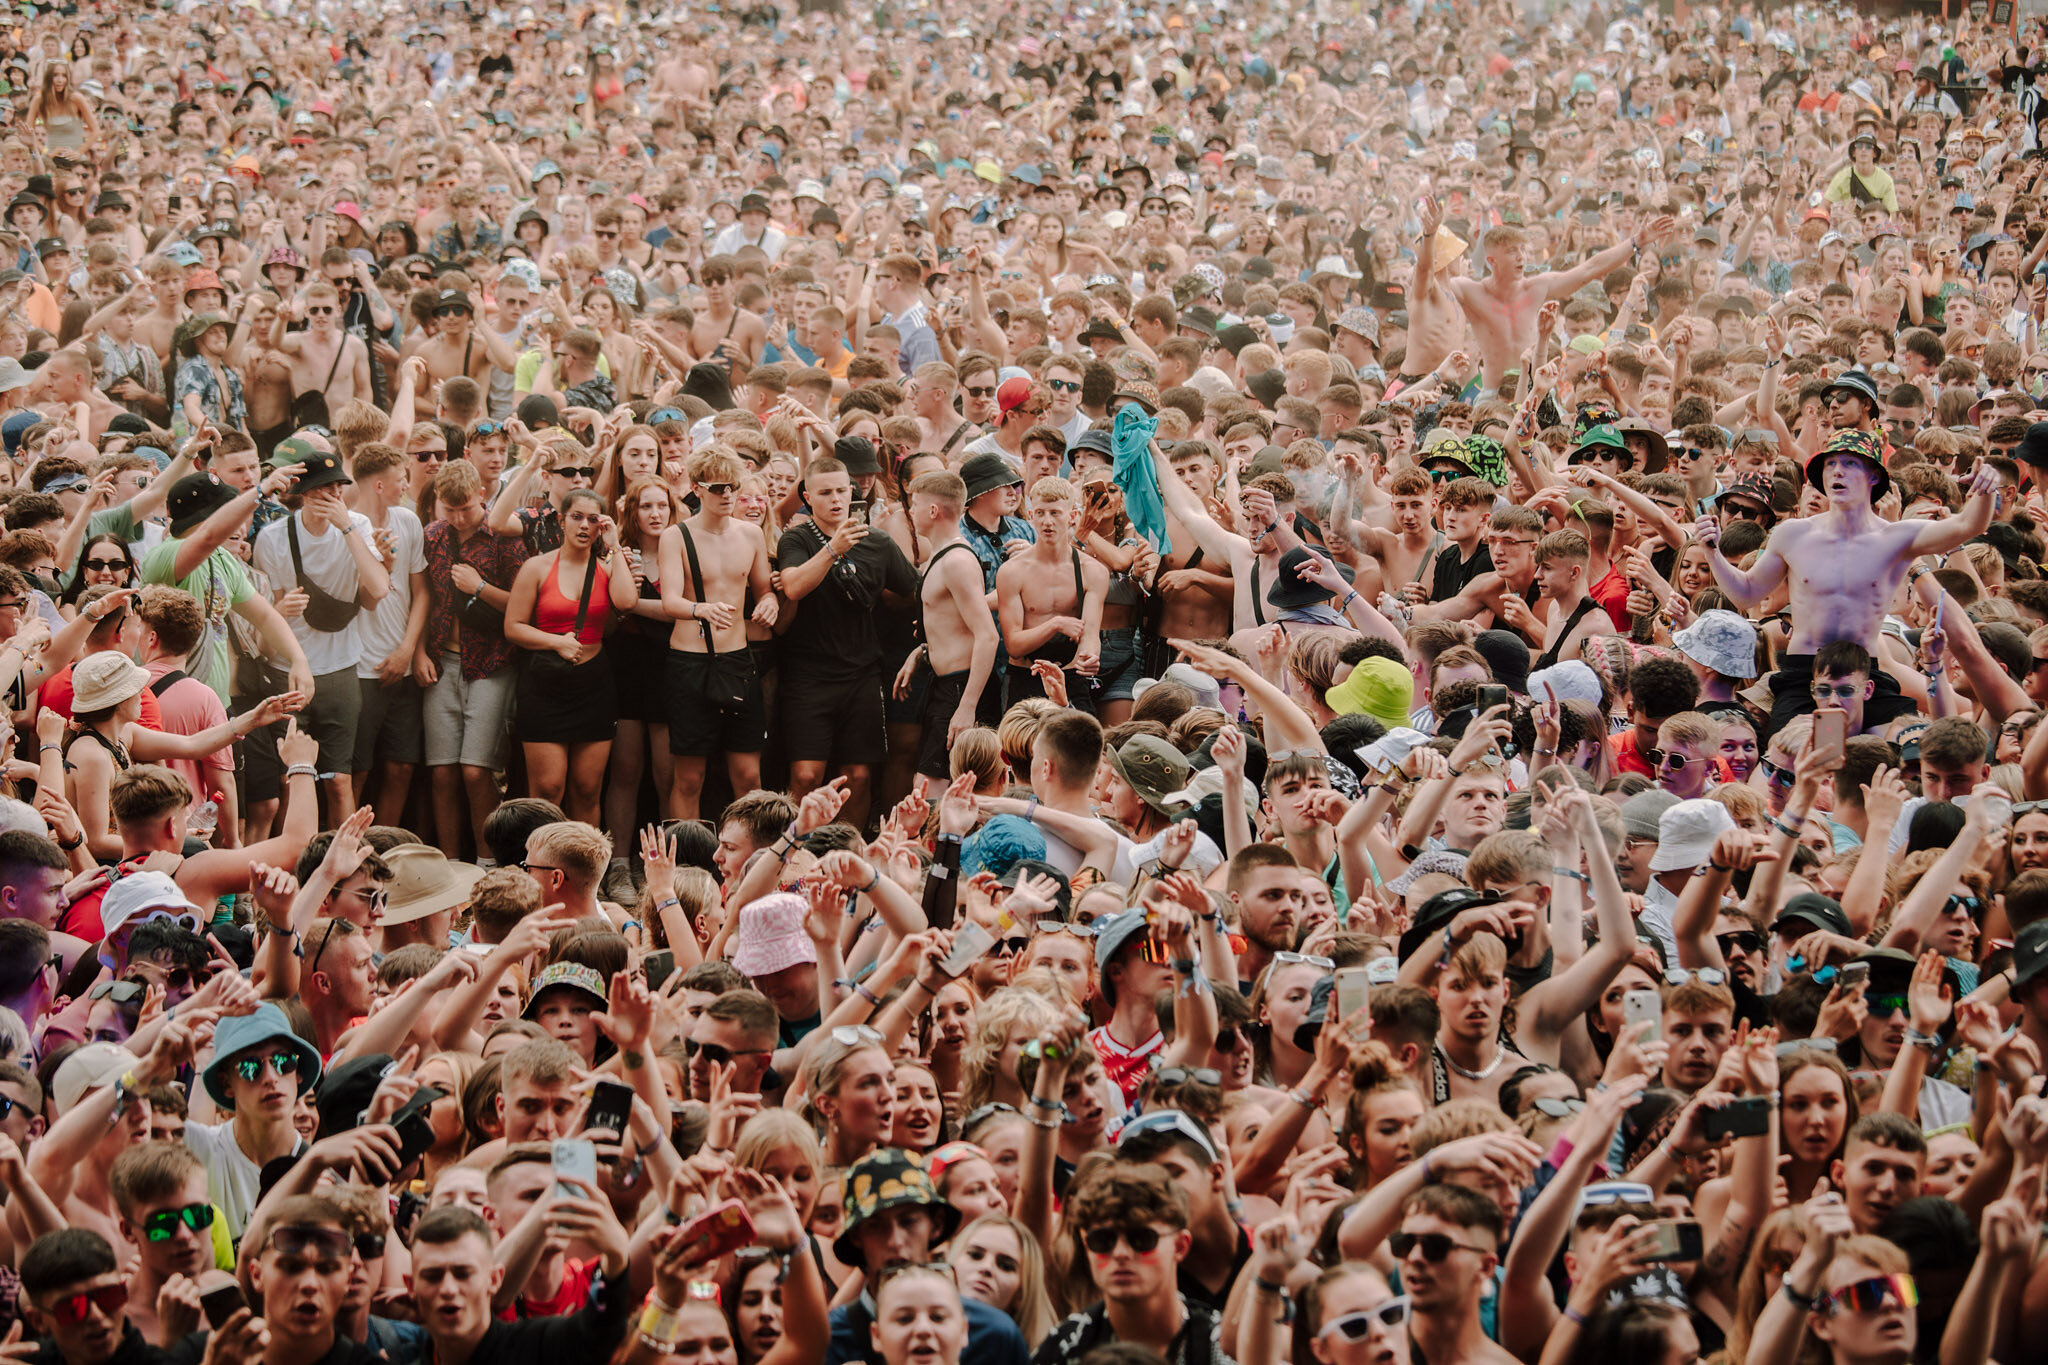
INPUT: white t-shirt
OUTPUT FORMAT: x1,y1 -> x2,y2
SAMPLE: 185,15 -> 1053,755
183,1119 -> 301,1238
252,509 -> 375,677
355,507 -> 426,680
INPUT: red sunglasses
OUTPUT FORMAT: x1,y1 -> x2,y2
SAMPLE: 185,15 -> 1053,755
44,1284 -> 127,1326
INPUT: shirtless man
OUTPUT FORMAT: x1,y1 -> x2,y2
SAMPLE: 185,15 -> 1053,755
239,296 -> 295,461
1444,195 -> 1676,392
408,290 -> 513,420
659,444 -> 777,820
1148,442 -> 1235,673
133,255 -> 186,375
1396,196 -> 1471,391
1700,427 -> 1998,738
270,281 -> 370,422
1329,455 -> 1435,598
1415,506 -> 1545,638
37,348 -> 122,443
689,256 -> 765,384
997,476 -> 1107,714
1527,530 -> 1616,669
1154,446 -> 1306,634
899,470 -> 999,794
910,361 -> 973,457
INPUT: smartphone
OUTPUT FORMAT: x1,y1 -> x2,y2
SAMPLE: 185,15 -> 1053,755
644,948 -> 677,993
1835,962 -> 1870,992
391,1087 -> 446,1168
1335,967 -> 1373,1036
939,920 -> 998,977
199,1282 -> 245,1330
1640,1219 -> 1704,1262
1810,706 -> 1847,770
677,1198 -> 758,1261
1703,1096 -> 1773,1141
1623,988 -> 1662,1045
550,1138 -> 598,1199
1476,684 -> 1509,712
582,1078 -> 635,1142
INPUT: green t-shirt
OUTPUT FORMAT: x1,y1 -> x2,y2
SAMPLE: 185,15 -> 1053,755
138,539 -> 254,704
87,504 -> 140,543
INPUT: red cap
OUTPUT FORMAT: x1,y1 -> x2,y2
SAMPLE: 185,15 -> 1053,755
997,376 -> 1037,417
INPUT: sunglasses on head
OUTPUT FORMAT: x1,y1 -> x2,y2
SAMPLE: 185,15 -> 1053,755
1322,1298 -> 1412,1339
268,1224 -> 349,1266
1152,1066 -> 1222,1087
471,421 -> 504,436
42,1285 -> 126,1326
1531,1097 -> 1586,1118
830,1024 -> 882,1047
1082,1225 -> 1165,1255
142,1203 -> 215,1242
1389,1230 -> 1485,1262
1273,951 -> 1334,969
231,1050 -> 301,1083
1665,967 -> 1725,986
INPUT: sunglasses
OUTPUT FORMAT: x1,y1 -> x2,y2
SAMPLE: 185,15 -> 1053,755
1759,757 -> 1795,787
1717,930 -> 1765,955
964,385 -> 996,399
231,1050 -> 302,1083
142,1203 -> 215,1242
1153,1066 -> 1222,1087
43,1285 -> 127,1326
1579,1182 -> 1656,1207
1665,967 -> 1725,986
1823,1273 -> 1918,1316
268,1224 -> 350,1266
1046,378 -> 1081,393
1273,952 -> 1335,969
89,980 -> 147,1004
555,466 -> 598,480
1867,993 -> 1909,1018
306,306 -> 335,316
960,1102 -> 1019,1131
681,1038 -> 772,1066
354,1232 -> 386,1260
1389,1230 -> 1486,1262
1082,1225 -> 1165,1255
1657,752 -> 1692,773
830,1024 -> 883,1047
995,935 -> 1031,956
1531,1097 -> 1586,1118
83,558 -> 128,572
698,482 -> 735,496
414,448 -> 447,461
1323,1299 -> 1412,1339
471,421 -> 504,436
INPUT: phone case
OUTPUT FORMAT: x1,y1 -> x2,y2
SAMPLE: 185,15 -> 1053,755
551,1139 -> 597,1198
1623,989 -> 1662,1045
680,1198 -> 757,1261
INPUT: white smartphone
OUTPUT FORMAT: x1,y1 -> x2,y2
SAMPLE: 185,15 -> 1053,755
1335,967 -> 1373,1036
1623,989 -> 1663,1045
550,1138 -> 597,1199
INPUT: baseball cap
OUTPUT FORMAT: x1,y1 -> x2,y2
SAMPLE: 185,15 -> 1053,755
996,376 -> 1037,417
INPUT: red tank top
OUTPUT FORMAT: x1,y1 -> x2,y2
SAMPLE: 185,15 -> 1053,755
534,552 -> 612,645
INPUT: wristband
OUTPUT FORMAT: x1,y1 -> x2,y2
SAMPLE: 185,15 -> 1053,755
1563,1307 -> 1588,1326
859,869 -> 881,894
1905,1028 -> 1945,1054
1552,867 -> 1590,885
285,764 -> 319,780
1026,1093 -> 1063,1113
39,743 -> 58,752
1770,814 -> 1805,840
56,831 -> 82,851
1287,1087 -> 1318,1110
855,982 -> 881,1007
1781,1282 -> 1820,1312
1170,957 -> 1197,974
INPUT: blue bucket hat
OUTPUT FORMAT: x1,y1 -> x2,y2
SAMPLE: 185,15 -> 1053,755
961,814 -> 1046,880
202,1002 -> 322,1109
2,409 -> 42,459
160,241 -> 203,267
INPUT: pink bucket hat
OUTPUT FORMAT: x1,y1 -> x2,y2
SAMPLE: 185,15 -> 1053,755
729,893 -> 817,978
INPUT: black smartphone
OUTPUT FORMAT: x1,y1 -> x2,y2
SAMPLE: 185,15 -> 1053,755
644,949 -> 677,993
1703,1095 -> 1772,1141
1477,684 -> 1509,712
200,1283 -> 245,1330
582,1078 -> 635,1141
1641,1219 -> 1704,1262
391,1085 -> 447,1168
169,195 -> 181,211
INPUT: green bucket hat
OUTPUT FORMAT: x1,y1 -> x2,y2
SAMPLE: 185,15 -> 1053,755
1569,423 -> 1629,467
836,1148 -> 959,1268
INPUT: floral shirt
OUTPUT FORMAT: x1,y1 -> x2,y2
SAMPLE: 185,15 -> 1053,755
424,518 -> 528,679
174,355 -> 246,437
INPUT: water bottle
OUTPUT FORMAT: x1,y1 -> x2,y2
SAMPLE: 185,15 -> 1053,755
188,798 -> 219,843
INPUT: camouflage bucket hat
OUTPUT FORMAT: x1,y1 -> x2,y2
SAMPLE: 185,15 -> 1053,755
1573,402 -> 1620,441
1460,434 -> 1509,487
835,1148 -> 959,1267
1805,427 -> 1890,503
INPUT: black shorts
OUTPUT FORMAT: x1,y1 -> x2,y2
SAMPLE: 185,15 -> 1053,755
665,648 -> 767,757
1765,651 -> 1917,745
779,665 -> 887,768
916,670 -> 970,780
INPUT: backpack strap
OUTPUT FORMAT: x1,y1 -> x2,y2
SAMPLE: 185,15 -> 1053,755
568,551 -> 599,637
148,669 -> 187,698
677,523 -> 716,652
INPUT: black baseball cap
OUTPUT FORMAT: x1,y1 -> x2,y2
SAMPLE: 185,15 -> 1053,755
2013,921 -> 2048,989
1774,892 -> 1852,939
166,472 -> 239,536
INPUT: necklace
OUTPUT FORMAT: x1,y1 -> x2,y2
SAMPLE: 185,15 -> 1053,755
1441,1042 -> 1507,1082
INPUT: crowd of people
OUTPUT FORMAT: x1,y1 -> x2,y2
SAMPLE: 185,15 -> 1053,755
4,3 -> 2048,1365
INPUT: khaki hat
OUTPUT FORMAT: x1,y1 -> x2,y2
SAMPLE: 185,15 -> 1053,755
377,844 -> 484,926
71,651 -> 151,714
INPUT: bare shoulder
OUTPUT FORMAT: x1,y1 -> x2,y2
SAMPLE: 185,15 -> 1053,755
1079,553 -> 1112,586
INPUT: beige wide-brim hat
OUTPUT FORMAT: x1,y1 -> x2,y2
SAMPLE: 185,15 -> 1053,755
379,844 -> 485,925
72,652 -> 151,714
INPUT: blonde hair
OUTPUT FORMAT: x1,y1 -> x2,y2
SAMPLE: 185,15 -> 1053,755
1409,1097 -> 1516,1158
798,1035 -> 890,1136
997,698 -> 1061,778
525,822 -> 611,888
950,727 -> 1005,793
960,989 -> 1065,1113
949,1214 -> 1057,1344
